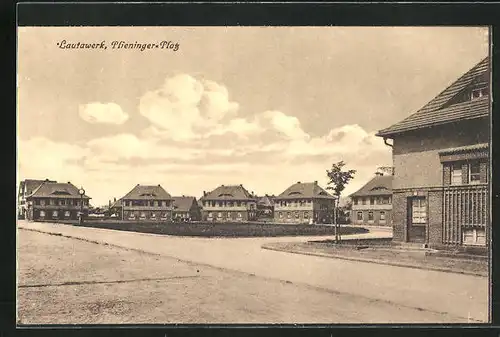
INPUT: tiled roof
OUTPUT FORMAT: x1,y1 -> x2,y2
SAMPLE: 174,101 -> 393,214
377,57 -> 489,137
438,143 -> 489,155
202,185 -> 256,201
172,196 -> 197,212
276,182 -> 335,200
21,179 -> 57,195
349,175 -> 393,197
257,195 -> 275,206
27,182 -> 91,199
121,185 -> 173,200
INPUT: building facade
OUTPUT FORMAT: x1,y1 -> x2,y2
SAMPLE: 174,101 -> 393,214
349,173 -> 393,226
172,196 -> 202,222
273,181 -> 336,224
377,57 -> 490,249
24,181 -> 91,221
256,195 -> 275,220
18,179 -> 57,219
200,185 -> 258,222
118,184 -> 174,221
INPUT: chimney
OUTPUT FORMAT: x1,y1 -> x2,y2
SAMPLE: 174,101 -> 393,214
297,181 -> 301,184
375,172 -> 383,176
203,191 -> 207,197
314,181 -> 318,185
45,178 -> 49,182
67,181 -> 71,184
108,200 -> 111,207
114,197 -> 116,202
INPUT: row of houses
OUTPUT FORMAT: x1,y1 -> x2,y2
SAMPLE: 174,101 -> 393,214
18,180 -> 339,224
18,56 -> 490,250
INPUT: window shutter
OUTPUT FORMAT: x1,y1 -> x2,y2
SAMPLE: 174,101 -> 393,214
443,164 -> 451,186
461,163 -> 469,184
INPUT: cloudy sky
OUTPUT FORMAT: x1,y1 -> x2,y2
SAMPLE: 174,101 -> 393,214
17,26 -> 489,206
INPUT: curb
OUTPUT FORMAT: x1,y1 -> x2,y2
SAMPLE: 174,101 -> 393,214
261,244 -> 487,278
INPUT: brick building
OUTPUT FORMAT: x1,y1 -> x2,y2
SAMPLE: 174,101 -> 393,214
172,196 -> 202,222
349,173 -> 393,226
200,185 -> 258,222
24,181 -> 91,221
376,57 -> 490,249
118,184 -> 174,221
18,179 -> 56,219
273,181 -> 336,224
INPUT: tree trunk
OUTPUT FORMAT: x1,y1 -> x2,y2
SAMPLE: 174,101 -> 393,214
334,198 -> 338,243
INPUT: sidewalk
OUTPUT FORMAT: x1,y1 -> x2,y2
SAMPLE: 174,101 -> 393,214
262,241 -> 488,277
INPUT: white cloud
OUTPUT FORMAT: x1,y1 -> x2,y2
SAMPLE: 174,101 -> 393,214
79,102 -> 129,125
138,74 -> 239,141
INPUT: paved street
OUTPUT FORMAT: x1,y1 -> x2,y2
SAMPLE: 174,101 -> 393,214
17,221 -> 488,323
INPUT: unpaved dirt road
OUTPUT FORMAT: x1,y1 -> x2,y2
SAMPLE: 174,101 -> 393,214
17,222 -> 488,323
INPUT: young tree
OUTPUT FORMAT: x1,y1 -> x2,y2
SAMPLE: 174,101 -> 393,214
326,161 -> 356,243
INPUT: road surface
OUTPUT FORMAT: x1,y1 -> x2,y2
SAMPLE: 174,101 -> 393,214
17,221 -> 488,323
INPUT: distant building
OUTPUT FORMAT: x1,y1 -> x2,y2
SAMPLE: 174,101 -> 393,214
349,173 -> 393,226
200,184 -> 258,222
118,184 -> 174,221
24,181 -> 91,221
18,178 -> 56,219
273,181 -> 336,224
256,195 -> 275,220
172,196 -> 202,222
377,57 -> 490,249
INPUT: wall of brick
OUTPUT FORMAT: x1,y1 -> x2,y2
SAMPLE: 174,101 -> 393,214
427,190 -> 443,246
392,191 -> 407,242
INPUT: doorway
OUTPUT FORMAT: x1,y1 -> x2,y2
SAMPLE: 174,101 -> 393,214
407,197 -> 427,243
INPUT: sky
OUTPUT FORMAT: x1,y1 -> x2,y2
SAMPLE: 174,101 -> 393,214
17,26 -> 489,206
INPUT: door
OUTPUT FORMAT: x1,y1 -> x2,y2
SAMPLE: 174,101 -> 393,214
407,197 -> 427,243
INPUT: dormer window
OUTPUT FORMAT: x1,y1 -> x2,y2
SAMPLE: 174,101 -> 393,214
470,87 -> 488,100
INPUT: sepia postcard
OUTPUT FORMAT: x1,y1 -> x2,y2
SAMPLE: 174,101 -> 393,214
16,25 -> 491,325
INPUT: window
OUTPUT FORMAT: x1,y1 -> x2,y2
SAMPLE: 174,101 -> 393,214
462,228 -> 486,246
228,201 -> 233,207
161,213 -> 168,219
295,212 -> 299,219
52,210 -> 58,217
411,198 -> 427,224
40,199 -> 46,206
59,199 -> 66,206
140,212 -> 146,218
236,201 -> 241,207
154,201 -> 158,207
370,197 -> 375,205
368,211 -> 374,221
353,198 -> 358,205
35,199 -> 40,205
469,162 -> 481,184
39,210 -> 46,218
151,213 -> 156,218
287,212 -> 291,219
218,202 -> 223,207
357,212 -> 363,221
451,162 -> 463,185
279,212 -> 283,218
471,87 -> 488,100
237,212 -> 242,218
227,212 -> 231,217
162,201 -> 167,207
217,212 -> 222,218
362,198 -> 367,205
211,201 -> 216,207
380,211 -> 386,221
304,212 -> 309,219
208,212 -> 213,218
64,211 -> 70,218
242,201 -> 246,206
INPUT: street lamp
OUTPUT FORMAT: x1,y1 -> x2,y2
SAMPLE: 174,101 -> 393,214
78,187 -> 85,225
